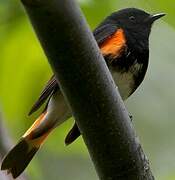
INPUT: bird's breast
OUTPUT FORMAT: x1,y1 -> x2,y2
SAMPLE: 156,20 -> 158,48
111,61 -> 144,100
111,70 -> 134,100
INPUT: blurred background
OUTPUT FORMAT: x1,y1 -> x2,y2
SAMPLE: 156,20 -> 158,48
0,0 -> 175,179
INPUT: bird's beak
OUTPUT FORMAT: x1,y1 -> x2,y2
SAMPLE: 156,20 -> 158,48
149,13 -> 166,23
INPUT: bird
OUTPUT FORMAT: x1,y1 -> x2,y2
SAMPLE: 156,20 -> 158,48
1,8 -> 165,178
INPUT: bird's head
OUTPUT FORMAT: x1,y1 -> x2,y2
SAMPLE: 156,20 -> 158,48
106,8 -> 166,50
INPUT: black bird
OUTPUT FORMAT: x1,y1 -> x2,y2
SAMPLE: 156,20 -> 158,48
1,8 -> 165,178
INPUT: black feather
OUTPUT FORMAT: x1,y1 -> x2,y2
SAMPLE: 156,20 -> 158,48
1,138 -> 38,179
93,24 -> 118,45
65,123 -> 81,145
28,75 -> 58,116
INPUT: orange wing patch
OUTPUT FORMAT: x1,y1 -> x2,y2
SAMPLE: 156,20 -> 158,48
100,28 -> 126,58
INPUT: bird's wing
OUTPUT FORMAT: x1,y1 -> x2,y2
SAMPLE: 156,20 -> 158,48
94,24 -> 126,60
93,23 -> 118,45
28,75 -> 58,115
29,24 -> 122,115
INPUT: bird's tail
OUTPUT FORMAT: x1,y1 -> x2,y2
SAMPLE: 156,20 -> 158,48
1,112 -> 52,179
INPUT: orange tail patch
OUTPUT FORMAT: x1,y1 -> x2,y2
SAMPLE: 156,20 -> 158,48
1,112 -> 53,178
23,112 -> 46,138
23,112 -> 52,147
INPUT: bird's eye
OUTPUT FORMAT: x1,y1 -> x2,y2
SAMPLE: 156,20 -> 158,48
129,16 -> 136,22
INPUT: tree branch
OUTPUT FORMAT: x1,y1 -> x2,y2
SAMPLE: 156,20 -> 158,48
21,0 -> 154,179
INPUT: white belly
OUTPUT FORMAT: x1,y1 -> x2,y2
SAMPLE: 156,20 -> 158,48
112,70 -> 134,100
111,62 -> 143,100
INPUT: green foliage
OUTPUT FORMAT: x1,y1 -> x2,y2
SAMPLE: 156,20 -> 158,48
0,0 -> 175,180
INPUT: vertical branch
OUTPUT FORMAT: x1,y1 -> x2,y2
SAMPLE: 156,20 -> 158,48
21,0 -> 154,179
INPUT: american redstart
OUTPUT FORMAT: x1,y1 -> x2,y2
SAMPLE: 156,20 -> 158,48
1,8 -> 165,178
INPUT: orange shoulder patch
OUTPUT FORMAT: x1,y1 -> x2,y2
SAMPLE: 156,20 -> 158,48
100,28 -> 126,58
